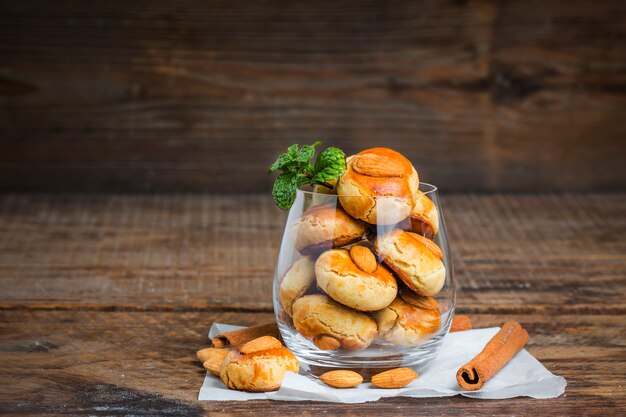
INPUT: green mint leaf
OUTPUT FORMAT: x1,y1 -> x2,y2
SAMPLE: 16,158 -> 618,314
268,141 -> 346,209
268,144 -> 300,173
294,172 -> 311,189
272,173 -> 297,209
312,147 -> 346,183
287,143 -> 299,158
303,161 -> 315,174
295,140 -> 322,165
268,143 -> 320,174
268,154 -> 291,173
271,172 -> 311,210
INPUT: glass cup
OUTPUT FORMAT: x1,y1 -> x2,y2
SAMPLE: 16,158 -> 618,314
272,183 -> 455,378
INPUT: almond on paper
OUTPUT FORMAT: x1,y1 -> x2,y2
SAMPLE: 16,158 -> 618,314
197,347 -> 228,364
239,335 -> 282,354
371,367 -> 418,388
350,245 -> 378,273
320,370 -> 363,388
198,348 -> 229,376
203,356 -> 228,376
352,154 -> 405,178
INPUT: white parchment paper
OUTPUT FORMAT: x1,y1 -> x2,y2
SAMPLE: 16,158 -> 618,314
198,323 -> 566,403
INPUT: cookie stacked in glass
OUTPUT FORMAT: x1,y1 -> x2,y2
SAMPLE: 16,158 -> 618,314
278,148 -> 445,351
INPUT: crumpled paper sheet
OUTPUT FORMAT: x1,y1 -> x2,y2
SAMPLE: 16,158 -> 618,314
198,323 -> 566,403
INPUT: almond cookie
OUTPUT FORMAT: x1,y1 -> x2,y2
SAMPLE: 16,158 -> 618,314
279,257 -> 316,317
315,248 -> 397,311
407,191 -> 439,238
294,204 -> 366,254
337,148 -> 419,225
375,229 -> 445,296
292,294 -> 378,351
220,337 -> 300,392
372,295 -> 441,346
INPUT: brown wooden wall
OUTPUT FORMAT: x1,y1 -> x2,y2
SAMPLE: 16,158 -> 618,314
1,0 -> 625,193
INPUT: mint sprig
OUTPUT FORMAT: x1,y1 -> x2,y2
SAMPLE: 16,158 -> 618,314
268,141 -> 346,210
312,147 -> 346,183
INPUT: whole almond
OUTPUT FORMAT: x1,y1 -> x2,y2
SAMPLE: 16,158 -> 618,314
450,314 -> 473,332
371,367 -> 418,388
203,359 -> 221,376
350,245 -> 377,274
239,336 -> 282,354
197,347 -> 228,363
320,370 -> 363,388
203,351 -> 229,376
198,348 -> 229,376
352,154 -> 405,178
407,232 -> 443,259
313,334 -> 341,350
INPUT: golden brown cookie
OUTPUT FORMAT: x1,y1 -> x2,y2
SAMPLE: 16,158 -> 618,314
372,295 -> 441,346
337,148 -> 419,225
375,229 -> 445,296
292,294 -> 378,351
405,232 -> 443,260
315,248 -> 397,311
279,257 -> 316,317
408,191 -> 439,238
220,337 -> 300,392
294,204 -> 366,254
398,287 -> 440,310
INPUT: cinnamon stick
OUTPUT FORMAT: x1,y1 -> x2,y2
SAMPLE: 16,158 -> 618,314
211,322 -> 280,348
456,321 -> 529,391
450,315 -> 472,332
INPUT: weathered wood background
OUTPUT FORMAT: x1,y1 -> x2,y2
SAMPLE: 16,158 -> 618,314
0,193 -> 625,415
1,1 -> 625,415
1,0 -> 625,193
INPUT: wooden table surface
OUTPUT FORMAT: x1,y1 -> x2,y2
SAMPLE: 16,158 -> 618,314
0,193 -> 624,415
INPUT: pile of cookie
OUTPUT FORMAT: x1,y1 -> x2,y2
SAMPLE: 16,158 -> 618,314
280,147 -> 445,350
197,332 -> 421,391
199,335 -> 300,392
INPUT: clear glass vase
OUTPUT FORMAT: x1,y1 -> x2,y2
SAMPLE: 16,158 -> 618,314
272,183 -> 455,379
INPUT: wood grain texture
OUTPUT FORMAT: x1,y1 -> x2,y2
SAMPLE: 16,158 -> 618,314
1,0 -> 625,193
0,193 -> 624,414
0,311 -> 623,415
0,194 -> 624,312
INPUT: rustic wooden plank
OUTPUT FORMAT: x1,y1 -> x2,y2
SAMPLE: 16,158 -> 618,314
0,310 -> 623,415
1,1 -> 625,193
0,194 -> 624,312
